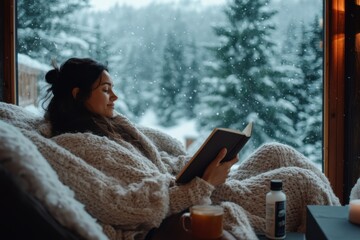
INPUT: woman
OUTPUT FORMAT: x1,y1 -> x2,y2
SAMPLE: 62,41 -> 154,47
44,57 -> 340,240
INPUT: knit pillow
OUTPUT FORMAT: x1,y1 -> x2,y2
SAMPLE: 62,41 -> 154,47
0,119 -> 108,240
0,102 -> 53,137
350,178 -> 360,201
0,165 -> 82,239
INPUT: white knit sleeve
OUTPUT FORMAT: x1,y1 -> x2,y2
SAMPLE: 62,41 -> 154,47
39,133 -> 172,231
167,177 -> 214,215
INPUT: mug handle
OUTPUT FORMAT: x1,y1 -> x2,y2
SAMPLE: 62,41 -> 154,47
181,212 -> 191,232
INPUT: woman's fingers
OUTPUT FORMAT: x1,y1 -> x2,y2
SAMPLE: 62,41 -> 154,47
211,148 -> 239,171
227,155 -> 239,167
202,148 -> 240,186
214,148 -> 227,166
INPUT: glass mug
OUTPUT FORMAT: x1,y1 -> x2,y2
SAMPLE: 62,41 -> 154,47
181,205 -> 224,239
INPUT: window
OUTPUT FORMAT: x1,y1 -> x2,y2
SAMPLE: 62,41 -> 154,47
16,0 -> 324,167
1,0 -> 357,204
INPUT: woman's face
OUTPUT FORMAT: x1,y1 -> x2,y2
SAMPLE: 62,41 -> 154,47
85,70 -> 118,118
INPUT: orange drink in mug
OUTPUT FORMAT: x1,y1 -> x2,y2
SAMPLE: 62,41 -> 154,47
181,205 -> 224,239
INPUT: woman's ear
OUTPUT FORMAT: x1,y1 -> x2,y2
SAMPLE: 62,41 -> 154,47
72,87 -> 80,99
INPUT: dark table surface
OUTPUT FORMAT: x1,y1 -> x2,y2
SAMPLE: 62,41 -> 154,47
257,232 -> 305,240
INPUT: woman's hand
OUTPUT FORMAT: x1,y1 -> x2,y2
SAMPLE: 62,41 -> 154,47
201,148 -> 238,187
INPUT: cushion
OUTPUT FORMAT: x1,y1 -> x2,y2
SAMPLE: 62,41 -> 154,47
0,118 -> 108,240
0,165 -> 82,239
350,178 -> 360,201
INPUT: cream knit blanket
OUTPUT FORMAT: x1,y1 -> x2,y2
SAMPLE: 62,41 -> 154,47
0,105 -> 107,240
0,103 -> 341,240
350,179 -> 360,201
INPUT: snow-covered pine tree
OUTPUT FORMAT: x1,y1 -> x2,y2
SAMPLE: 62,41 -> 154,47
197,0 -> 280,148
182,39 -> 202,118
295,15 -> 323,164
17,0 -> 90,63
157,31 -> 187,126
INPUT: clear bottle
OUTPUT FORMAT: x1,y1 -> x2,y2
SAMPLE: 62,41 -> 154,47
266,179 -> 286,239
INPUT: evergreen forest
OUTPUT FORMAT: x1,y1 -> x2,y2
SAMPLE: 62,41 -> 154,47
17,0 -> 324,165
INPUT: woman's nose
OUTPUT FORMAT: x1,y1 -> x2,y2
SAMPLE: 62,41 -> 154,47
111,92 -> 118,102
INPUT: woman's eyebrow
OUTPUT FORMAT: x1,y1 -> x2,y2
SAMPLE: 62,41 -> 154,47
101,82 -> 113,87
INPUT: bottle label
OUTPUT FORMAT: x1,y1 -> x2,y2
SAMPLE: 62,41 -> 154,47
266,200 -> 286,239
274,201 -> 286,237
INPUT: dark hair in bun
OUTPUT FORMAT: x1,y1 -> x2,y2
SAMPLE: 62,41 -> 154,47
45,68 -> 60,85
45,60 -> 60,85
43,57 -> 109,136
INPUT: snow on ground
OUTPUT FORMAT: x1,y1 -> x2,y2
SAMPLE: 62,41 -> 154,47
138,110 -> 199,148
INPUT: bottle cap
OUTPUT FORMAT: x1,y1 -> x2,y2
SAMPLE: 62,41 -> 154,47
270,179 -> 283,190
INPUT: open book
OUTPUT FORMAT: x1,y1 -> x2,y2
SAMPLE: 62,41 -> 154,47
176,122 -> 253,184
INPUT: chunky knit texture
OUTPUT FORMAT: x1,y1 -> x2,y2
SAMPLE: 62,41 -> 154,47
0,107 -> 107,240
0,102 -> 342,240
350,178 -> 360,201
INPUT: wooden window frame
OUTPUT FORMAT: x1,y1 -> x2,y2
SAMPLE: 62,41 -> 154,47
1,0 -> 16,104
2,0 -> 359,203
324,0 -> 345,203
325,0 -> 360,204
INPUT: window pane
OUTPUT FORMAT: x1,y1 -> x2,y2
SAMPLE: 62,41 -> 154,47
17,0 -> 324,168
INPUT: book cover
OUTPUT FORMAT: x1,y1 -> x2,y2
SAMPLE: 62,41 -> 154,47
176,122 -> 253,184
